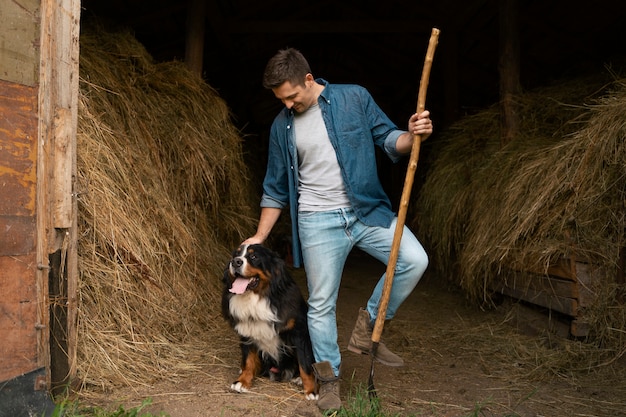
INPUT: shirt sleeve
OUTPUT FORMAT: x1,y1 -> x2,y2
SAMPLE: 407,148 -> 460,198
260,119 -> 290,209
260,193 -> 287,209
359,86 -> 407,164
383,129 -> 409,163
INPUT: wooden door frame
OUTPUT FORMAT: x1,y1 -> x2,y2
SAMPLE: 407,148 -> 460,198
37,0 -> 81,390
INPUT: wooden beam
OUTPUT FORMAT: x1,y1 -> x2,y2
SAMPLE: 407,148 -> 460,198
185,0 -> 206,76
494,273 -> 579,300
520,257 -> 577,281
495,282 -> 578,316
575,262 -> 603,308
52,108 -> 72,228
38,0 -> 81,391
498,0 -> 521,146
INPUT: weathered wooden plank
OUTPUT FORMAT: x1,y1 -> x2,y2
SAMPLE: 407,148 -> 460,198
0,80 -> 38,216
0,215 -> 35,256
496,256 -> 605,338
0,0 -> 39,86
575,262 -> 603,308
496,283 -> 578,316
0,1 -> 40,386
0,254 -> 40,382
38,0 -> 82,390
520,257 -> 576,281
499,252 -> 604,337
495,273 -> 579,299
52,108 -> 73,228
546,258 -> 576,281
570,319 -> 591,338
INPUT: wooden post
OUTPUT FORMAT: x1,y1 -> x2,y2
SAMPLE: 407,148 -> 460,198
38,0 -> 81,391
498,0 -> 521,146
185,0 -> 206,76
52,108 -> 73,229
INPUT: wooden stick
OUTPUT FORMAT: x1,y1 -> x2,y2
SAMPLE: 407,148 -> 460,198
369,27 -> 440,396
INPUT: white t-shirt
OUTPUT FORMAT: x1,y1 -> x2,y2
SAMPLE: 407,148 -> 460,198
294,103 -> 350,211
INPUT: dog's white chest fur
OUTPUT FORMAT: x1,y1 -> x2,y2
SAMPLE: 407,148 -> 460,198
229,291 -> 282,360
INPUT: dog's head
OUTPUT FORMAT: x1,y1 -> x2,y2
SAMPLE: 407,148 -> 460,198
223,244 -> 283,296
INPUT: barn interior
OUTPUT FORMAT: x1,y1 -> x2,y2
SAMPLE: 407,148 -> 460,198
80,0 -> 626,143
47,0 -> 626,414
77,0 -> 626,218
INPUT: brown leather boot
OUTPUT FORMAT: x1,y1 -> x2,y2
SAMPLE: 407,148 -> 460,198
347,307 -> 404,367
311,361 -> 341,411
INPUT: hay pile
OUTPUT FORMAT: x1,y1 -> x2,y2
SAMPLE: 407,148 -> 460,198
75,28 -> 255,389
415,74 -> 626,351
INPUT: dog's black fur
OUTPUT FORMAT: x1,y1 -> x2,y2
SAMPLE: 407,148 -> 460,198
221,243 -> 318,399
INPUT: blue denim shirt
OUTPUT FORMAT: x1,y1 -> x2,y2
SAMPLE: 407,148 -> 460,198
260,79 -> 406,267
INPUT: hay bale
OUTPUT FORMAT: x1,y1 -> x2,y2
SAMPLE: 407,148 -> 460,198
75,28 -> 255,389
415,74 -> 626,354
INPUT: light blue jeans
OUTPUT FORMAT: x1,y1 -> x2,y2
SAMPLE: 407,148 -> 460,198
298,208 -> 428,376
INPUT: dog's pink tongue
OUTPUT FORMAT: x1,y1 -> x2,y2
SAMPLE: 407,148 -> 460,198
229,277 -> 251,294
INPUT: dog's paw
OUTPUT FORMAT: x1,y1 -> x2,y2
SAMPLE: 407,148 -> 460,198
290,376 -> 303,387
230,381 -> 250,393
305,392 -> 319,401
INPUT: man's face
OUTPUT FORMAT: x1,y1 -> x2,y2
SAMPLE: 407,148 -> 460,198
272,74 -> 317,113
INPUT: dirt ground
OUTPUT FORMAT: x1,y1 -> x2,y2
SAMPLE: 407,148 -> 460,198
102,250 -> 626,417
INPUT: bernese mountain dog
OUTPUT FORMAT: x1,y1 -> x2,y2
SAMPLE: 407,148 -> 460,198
221,243 -> 318,400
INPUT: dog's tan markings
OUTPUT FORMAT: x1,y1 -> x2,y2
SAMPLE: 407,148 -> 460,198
245,266 -> 269,280
284,318 -> 296,330
299,364 -> 318,398
246,266 -> 271,292
237,350 -> 261,389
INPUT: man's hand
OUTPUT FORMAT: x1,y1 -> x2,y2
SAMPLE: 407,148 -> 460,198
408,110 -> 432,140
242,236 -> 265,245
396,110 -> 433,154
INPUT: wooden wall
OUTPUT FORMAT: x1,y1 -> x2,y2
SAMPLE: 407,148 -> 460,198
0,0 -> 80,396
0,0 -> 45,385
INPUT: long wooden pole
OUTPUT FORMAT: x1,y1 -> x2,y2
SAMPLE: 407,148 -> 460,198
369,27 -> 440,397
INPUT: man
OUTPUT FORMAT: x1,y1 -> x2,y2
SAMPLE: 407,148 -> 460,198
243,48 -> 432,411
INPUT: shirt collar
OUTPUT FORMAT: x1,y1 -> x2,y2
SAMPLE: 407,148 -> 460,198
316,78 -> 330,103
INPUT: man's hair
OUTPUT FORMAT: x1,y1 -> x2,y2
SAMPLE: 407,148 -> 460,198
262,48 -> 311,89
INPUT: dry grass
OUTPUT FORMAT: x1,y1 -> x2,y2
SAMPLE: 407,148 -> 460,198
72,26 -> 626,415
415,73 -> 626,365
75,27 -> 255,391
